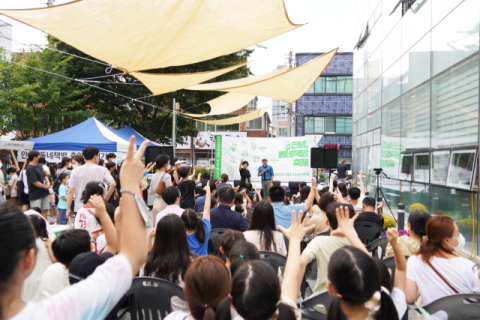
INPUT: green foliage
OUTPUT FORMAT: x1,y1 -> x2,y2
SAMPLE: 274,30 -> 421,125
317,171 -> 328,182
382,216 -> 397,231
194,166 -> 214,179
457,218 -> 479,234
408,203 -> 427,213
0,44 -> 90,138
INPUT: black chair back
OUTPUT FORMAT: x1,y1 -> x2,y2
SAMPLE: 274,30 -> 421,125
234,180 -> 241,187
354,222 -> 383,245
301,291 -> 334,320
420,294 -> 480,319
259,250 -> 287,271
126,277 -> 185,320
207,228 -> 229,261
245,209 -> 253,221
365,236 -> 389,259
383,255 -> 409,282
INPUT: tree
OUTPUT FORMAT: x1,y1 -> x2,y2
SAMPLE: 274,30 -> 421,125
0,44 -> 90,139
53,38 -> 254,144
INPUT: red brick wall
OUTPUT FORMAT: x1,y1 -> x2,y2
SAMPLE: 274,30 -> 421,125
247,130 -> 267,137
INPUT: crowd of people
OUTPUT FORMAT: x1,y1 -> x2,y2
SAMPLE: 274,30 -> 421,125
0,141 -> 479,320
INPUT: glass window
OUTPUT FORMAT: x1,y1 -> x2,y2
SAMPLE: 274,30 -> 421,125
401,82 -> 430,150
305,117 -> 314,134
336,117 -> 352,133
306,84 -> 315,93
381,98 -> 402,179
196,122 -> 206,131
314,117 -> 325,133
325,117 -> 335,133
431,150 -> 450,185
447,149 -> 476,190
325,77 -> 336,93
246,117 -> 263,130
314,77 -> 325,93
337,76 -> 353,93
374,128 -> 381,145
400,153 -> 413,181
414,153 -> 429,183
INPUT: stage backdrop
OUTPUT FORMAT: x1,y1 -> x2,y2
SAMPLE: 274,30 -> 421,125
214,135 -> 321,182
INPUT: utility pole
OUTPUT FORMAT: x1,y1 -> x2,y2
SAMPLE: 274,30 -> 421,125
172,97 -> 176,157
287,51 -> 293,137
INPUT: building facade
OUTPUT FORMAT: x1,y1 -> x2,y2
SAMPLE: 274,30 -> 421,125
0,19 -> 12,59
295,52 -> 353,165
352,0 -> 479,255
271,65 -> 289,137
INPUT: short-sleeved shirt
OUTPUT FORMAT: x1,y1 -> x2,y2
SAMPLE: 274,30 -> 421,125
210,204 -> 249,231
355,211 -> 384,228
337,163 -> 348,179
194,195 -> 206,212
244,230 -> 287,255
58,185 -> 68,209
13,255 -> 132,320
69,164 -> 114,212
178,180 -> 196,209
239,168 -> 251,185
26,164 -> 49,201
303,236 -> 351,296
187,218 -> 211,256
258,165 -> 274,180
271,202 -> 306,230
406,255 -> 480,320
74,206 -> 103,238
155,205 -> 185,227
149,171 -> 172,197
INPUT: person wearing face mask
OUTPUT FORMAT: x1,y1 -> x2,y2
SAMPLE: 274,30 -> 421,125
405,215 -> 480,320
106,152 -> 116,164
66,146 -> 116,219
71,154 -> 85,169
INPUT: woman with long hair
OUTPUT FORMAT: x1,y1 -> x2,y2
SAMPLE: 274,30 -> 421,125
215,173 -> 232,190
405,215 -> 479,320
72,154 -> 85,168
57,157 -> 71,176
149,154 -> 172,226
142,214 -> 195,312
243,200 -> 287,255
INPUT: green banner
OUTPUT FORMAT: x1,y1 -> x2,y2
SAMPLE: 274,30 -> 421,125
214,135 -> 222,179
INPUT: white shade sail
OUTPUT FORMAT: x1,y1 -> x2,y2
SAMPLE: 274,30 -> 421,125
180,93 -> 256,118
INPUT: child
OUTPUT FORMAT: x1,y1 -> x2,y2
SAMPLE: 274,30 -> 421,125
181,182 -> 211,256
57,172 -> 69,225
47,176 -> 56,224
177,166 -> 201,209
5,168 -> 18,205
74,181 -> 104,241
219,229 -> 246,270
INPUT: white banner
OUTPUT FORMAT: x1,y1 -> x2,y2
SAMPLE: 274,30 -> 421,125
175,132 -> 247,150
0,141 -> 34,150
18,150 -> 126,163
214,136 -> 319,182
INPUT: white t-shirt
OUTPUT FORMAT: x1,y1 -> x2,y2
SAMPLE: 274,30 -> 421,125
244,230 -> 287,256
22,238 -> 53,302
364,288 -> 407,320
149,171 -> 172,197
69,164 -> 114,212
351,196 -> 365,214
74,206 -> 103,238
20,170 -> 29,194
96,233 -> 107,252
406,255 -> 480,320
155,204 -> 184,227
12,255 -> 132,320
35,263 -> 69,301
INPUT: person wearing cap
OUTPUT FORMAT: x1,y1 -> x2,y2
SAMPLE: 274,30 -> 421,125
258,159 -> 274,198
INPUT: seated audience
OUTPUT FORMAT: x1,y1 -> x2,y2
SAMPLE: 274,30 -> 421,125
177,166 -> 201,209
269,177 -> 316,229
298,202 -> 355,297
244,200 -> 287,255
155,186 -> 184,227
210,186 -> 249,231
348,171 -> 365,213
385,210 -> 431,258
231,190 -> 251,216
194,182 -> 215,212
354,196 -> 384,229
405,215 -> 480,320
181,183 -> 212,256
21,215 -> 55,302
228,241 -> 261,277
219,230 -> 246,270
307,192 -> 336,236
74,181 -> 105,241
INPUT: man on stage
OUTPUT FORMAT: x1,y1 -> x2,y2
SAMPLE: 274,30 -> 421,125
258,159 -> 274,198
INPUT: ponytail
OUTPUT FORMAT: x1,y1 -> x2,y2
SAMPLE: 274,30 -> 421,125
215,297 -> 232,320
277,302 -> 296,320
203,306 -> 216,320
233,192 -> 244,214
327,297 -> 348,320
195,217 -> 206,244
182,209 -> 205,244
374,290 -> 399,320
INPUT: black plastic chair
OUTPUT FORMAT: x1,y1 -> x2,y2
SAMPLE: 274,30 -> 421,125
382,255 -> 409,282
244,217 -> 250,226
207,228 -> 229,262
354,222 -> 383,245
366,236 -> 389,259
272,181 -> 281,187
259,250 -> 287,271
125,277 -> 185,320
234,180 -> 241,187
415,294 -> 480,319
301,291 -> 334,320
245,209 -> 253,221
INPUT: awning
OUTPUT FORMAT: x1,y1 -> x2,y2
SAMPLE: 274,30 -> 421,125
180,93 -> 256,118
191,106 -> 268,125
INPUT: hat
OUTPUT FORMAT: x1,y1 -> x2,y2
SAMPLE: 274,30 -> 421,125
175,160 -> 186,165
69,252 -> 112,284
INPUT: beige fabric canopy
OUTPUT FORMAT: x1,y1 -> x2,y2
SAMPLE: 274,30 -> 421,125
130,62 -> 248,96
0,0 -> 301,72
188,49 -> 339,103
180,93 -> 256,118
191,106 -> 268,125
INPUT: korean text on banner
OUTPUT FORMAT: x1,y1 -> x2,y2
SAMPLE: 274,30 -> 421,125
214,136 -> 222,180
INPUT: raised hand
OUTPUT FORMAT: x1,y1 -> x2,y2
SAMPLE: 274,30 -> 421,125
331,205 -> 358,238
278,210 -> 315,241
87,194 -> 107,218
120,136 -> 149,193
387,228 -> 399,245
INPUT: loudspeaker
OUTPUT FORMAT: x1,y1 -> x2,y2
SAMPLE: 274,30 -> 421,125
310,148 -> 325,168
324,149 -> 339,168
145,146 -> 162,164
160,146 -> 174,160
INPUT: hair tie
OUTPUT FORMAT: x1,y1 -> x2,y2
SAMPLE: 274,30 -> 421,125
239,255 -> 244,259
196,216 -> 199,220
204,304 -> 214,310
276,300 -> 282,307
228,294 -> 233,301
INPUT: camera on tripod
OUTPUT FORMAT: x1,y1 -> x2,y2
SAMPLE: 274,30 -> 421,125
373,168 -> 383,175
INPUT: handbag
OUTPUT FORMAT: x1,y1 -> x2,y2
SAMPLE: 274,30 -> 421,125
16,171 -> 26,199
427,261 -> 480,304
155,172 -> 167,196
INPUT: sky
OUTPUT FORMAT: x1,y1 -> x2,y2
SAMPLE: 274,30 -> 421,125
0,0 -> 357,109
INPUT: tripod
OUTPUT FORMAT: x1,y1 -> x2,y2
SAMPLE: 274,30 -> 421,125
373,168 -> 397,223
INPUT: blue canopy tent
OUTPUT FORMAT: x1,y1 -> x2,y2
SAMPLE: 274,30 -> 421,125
113,126 -> 160,148
25,118 -> 130,152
